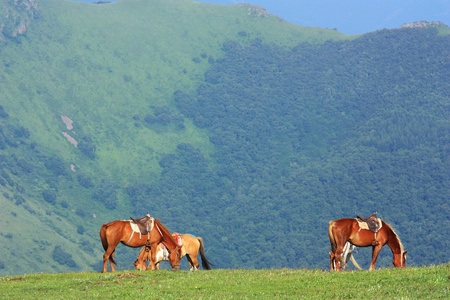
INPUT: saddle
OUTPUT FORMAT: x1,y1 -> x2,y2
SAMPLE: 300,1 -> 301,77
130,213 -> 154,235
356,213 -> 381,233
355,213 -> 382,246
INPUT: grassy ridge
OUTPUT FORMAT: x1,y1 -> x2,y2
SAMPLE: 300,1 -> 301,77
0,265 -> 448,299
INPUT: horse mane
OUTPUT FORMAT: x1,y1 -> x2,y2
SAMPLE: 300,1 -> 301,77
382,220 -> 404,254
154,219 -> 178,246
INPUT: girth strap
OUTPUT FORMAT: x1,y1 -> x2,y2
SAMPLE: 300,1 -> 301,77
348,227 -> 361,243
146,232 -> 151,247
126,230 -> 134,245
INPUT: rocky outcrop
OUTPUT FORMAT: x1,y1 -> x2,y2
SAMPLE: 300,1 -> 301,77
0,0 -> 38,43
401,21 -> 447,29
236,3 -> 283,22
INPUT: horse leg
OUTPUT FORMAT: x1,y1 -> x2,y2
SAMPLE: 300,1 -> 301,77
333,245 -> 346,271
103,243 -> 119,272
369,245 -> 383,271
148,243 -> 157,271
329,251 -> 335,271
148,259 -> 156,270
328,222 -> 343,272
102,252 -> 109,273
110,250 -> 116,272
333,252 -> 342,271
186,254 -> 198,271
186,254 -> 193,271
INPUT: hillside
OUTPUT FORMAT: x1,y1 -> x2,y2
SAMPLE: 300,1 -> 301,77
1,265 -> 448,299
0,0 -> 449,275
0,0 -> 349,275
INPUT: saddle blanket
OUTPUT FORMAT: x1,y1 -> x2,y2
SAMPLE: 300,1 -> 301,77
172,232 -> 182,246
124,220 -> 141,233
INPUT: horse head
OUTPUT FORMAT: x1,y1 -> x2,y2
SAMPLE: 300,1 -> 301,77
132,259 -> 147,271
168,245 -> 182,270
393,250 -> 407,268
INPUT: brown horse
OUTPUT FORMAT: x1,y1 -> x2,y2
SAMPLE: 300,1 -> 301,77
133,234 -> 212,271
328,218 -> 407,271
99,219 -> 182,272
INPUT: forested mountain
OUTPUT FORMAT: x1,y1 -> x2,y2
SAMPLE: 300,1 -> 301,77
0,0 -> 448,275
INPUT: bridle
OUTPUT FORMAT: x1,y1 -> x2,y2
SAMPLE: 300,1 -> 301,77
172,246 -> 181,269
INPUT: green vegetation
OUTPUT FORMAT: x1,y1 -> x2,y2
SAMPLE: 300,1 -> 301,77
0,265 -> 448,299
143,27 -> 450,270
0,0 -> 449,276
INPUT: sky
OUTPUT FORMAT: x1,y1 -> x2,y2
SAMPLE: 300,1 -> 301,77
194,0 -> 450,35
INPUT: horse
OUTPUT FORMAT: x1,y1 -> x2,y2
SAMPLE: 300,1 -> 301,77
133,234 -> 212,271
133,243 -> 166,271
99,218 -> 182,272
328,218 -> 407,271
335,242 -> 363,271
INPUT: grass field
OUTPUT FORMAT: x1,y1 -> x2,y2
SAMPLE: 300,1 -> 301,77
0,264 -> 448,299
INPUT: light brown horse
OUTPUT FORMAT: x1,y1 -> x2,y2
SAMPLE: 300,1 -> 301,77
133,243 -> 166,271
133,234 -> 212,271
99,219 -> 182,272
328,218 -> 407,271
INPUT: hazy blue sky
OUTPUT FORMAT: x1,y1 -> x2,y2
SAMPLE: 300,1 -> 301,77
195,0 -> 449,34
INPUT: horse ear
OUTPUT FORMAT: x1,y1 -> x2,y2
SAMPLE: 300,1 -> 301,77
403,251 -> 408,255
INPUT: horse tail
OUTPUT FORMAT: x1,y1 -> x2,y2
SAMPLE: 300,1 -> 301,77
197,237 -> 212,270
100,224 -> 108,251
328,221 -> 337,253
349,254 -> 363,270
99,223 -> 117,266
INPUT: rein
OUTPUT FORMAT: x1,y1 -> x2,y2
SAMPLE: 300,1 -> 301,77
172,245 -> 181,268
155,222 -> 166,242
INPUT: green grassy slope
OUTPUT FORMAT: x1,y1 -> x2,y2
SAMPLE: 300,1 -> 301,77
0,265 -> 448,299
0,0 -> 349,275
3,0 -> 348,184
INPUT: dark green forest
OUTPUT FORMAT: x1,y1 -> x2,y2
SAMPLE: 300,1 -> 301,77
0,0 -> 448,275
127,28 -> 450,268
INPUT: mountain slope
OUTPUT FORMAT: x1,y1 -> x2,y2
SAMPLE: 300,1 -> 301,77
2,0 -> 348,184
0,0 -> 448,275
0,0 -> 349,275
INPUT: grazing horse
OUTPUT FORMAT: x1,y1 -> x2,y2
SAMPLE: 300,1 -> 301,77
100,219 -> 182,272
337,242 -> 363,271
328,218 -> 407,271
133,234 -> 212,271
133,243 -> 166,271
